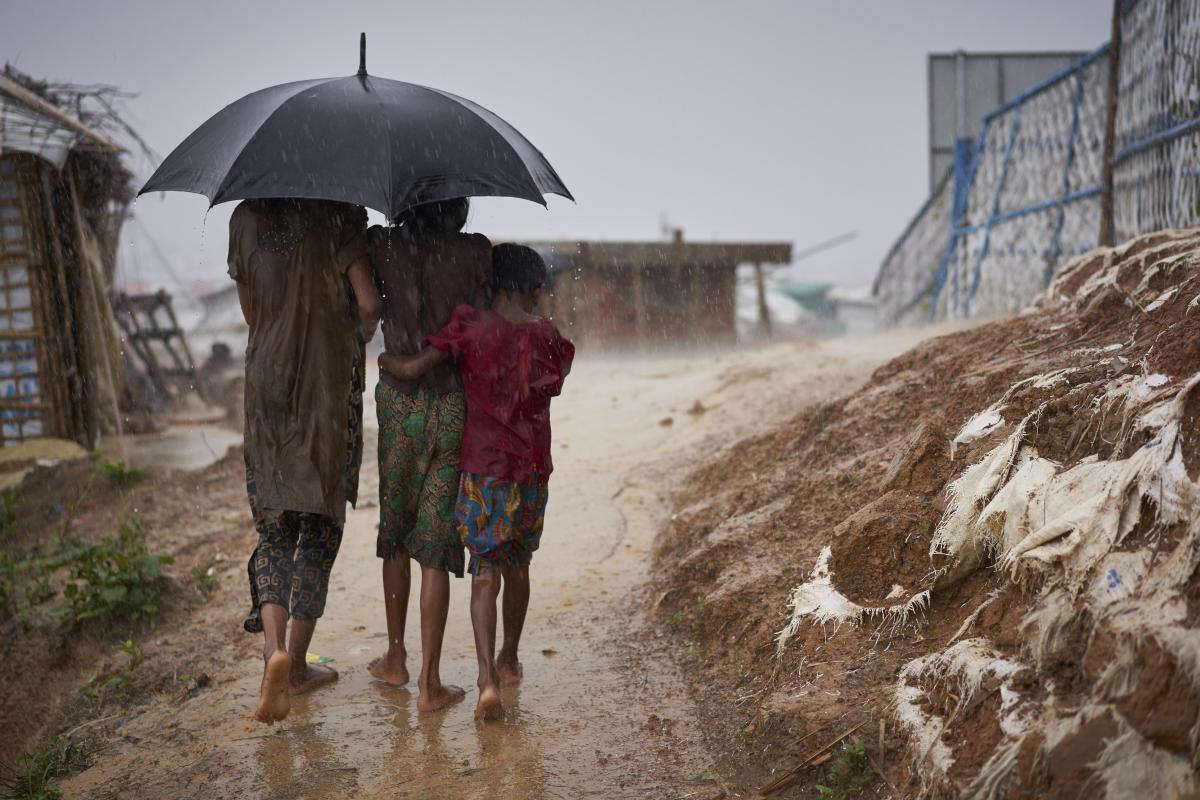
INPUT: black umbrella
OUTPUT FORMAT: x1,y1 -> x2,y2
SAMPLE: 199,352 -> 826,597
139,35 -> 572,217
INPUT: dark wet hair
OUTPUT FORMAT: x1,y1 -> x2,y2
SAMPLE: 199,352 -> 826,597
492,244 -> 547,295
393,198 -> 469,233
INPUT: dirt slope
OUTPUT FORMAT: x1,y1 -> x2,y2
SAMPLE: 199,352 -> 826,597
653,229 -> 1200,798
0,448 -> 254,767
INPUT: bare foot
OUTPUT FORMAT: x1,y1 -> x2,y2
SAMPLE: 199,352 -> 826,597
417,682 -> 466,713
254,651 -> 292,724
368,650 -> 410,686
474,684 -> 503,722
289,662 -> 339,696
497,659 -> 523,686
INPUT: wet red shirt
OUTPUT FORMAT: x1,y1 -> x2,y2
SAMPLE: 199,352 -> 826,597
427,305 -> 575,484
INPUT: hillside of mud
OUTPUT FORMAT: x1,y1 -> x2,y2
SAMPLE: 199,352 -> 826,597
0,445 -> 257,767
653,229 -> 1200,798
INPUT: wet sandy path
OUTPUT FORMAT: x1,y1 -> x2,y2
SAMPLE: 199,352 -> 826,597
63,329 -> 952,799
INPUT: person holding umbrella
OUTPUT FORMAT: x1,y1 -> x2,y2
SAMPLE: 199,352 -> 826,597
367,197 -> 491,713
139,34 -> 571,723
227,198 -> 381,722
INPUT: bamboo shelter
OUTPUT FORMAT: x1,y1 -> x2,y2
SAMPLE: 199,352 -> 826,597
524,233 -> 792,348
0,68 -> 131,448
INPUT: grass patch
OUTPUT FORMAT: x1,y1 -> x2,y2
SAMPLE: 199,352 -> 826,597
95,459 -> 147,488
811,738 -> 874,798
81,639 -> 145,703
190,565 -> 218,596
0,489 -> 18,540
0,737 -> 101,800
2,518 -> 172,625
0,546 -> 60,622
52,519 -> 172,624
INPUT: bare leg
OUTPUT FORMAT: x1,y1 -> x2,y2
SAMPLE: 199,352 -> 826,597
287,616 -> 338,695
470,569 -> 503,721
255,602 -> 292,723
416,566 -> 466,711
496,564 -> 529,686
369,555 -> 411,685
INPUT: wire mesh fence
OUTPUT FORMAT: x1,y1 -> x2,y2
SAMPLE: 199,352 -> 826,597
876,0 -> 1200,324
872,169 -> 952,324
1113,0 -> 1200,241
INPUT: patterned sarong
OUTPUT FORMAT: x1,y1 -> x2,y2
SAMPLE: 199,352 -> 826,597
375,382 -> 466,577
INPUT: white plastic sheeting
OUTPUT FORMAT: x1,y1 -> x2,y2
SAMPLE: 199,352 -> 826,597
0,93 -> 77,168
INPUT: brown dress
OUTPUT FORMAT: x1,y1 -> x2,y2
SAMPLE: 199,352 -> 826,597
227,199 -> 368,522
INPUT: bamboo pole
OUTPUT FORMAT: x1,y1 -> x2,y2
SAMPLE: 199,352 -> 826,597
29,159 -> 78,441
66,163 -> 125,451
1099,0 -> 1122,248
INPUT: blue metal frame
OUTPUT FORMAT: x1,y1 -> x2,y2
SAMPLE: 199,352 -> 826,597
923,43 -> 1112,321
885,0 -> 1200,325
925,121 -> 989,320
1046,71 -> 1086,284
956,187 -> 1104,233
1114,116 -> 1200,163
982,44 -> 1111,124
964,109 -> 1022,316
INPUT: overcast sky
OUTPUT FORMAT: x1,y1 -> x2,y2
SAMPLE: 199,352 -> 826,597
3,0 -> 1109,295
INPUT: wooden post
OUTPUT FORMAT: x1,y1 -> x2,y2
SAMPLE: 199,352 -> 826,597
8,157 -> 59,444
754,262 -> 772,339
159,289 -> 210,402
36,165 -> 87,442
66,165 -> 125,451
1099,0 -> 1122,248
631,262 -> 647,351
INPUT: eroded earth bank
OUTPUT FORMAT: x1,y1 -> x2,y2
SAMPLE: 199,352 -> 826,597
652,230 -> 1200,799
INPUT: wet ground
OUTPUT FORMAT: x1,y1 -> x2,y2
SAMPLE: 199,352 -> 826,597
115,424 -> 243,472
61,330 -> 950,800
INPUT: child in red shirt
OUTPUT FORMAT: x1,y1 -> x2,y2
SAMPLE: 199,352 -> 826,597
379,243 -> 574,721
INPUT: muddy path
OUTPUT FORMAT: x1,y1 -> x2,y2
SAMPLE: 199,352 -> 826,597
62,329 -> 952,800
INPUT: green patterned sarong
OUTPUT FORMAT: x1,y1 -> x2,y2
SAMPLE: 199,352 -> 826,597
375,382 -> 466,576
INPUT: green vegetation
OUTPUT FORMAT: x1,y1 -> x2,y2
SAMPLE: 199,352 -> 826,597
0,737 -> 101,800
95,459 -> 147,488
190,565 -> 218,596
0,489 -> 19,540
109,640 -> 142,694
2,517 -> 172,627
52,519 -> 172,623
0,547 -> 58,621
81,640 -> 146,704
811,739 -> 874,799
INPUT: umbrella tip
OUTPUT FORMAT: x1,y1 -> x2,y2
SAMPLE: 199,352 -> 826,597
358,32 -> 367,77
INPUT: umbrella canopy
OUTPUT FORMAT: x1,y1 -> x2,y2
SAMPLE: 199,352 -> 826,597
139,36 -> 572,218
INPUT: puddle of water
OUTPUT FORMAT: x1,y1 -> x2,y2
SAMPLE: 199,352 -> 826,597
101,424 -> 243,472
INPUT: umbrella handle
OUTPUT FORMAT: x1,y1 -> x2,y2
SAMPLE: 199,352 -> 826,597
358,32 -> 367,77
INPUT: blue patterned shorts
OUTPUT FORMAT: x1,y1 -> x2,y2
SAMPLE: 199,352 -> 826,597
455,472 -> 549,575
